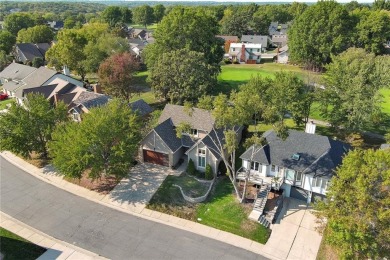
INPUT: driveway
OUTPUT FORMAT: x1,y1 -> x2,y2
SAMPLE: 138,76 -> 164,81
105,163 -> 182,212
262,198 -> 322,260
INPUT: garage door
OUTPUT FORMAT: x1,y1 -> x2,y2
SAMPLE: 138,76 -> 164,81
290,187 -> 308,201
143,150 -> 169,166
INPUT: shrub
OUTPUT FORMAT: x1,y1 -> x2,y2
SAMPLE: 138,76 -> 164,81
187,158 -> 196,175
205,164 -> 214,180
233,59 -> 240,64
223,58 -> 232,64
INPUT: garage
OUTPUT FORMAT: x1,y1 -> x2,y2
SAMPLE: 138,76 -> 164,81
290,187 -> 308,201
143,149 -> 169,166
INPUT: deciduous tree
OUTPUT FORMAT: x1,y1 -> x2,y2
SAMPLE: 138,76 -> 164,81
98,52 -> 140,101
4,13 -> 35,36
148,49 -> 216,104
49,100 -> 142,180
153,4 -> 166,23
0,30 -> 16,53
132,5 -> 154,28
0,94 -> 68,159
17,25 -> 54,43
315,149 -> 390,259
102,6 -> 132,27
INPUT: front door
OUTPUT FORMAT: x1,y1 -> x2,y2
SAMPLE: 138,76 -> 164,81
295,171 -> 302,186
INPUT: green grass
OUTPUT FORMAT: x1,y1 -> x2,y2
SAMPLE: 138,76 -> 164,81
0,227 -> 47,260
0,98 -> 14,110
197,178 -> 271,244
380,88 -> 390,115
129,23 -> 158,30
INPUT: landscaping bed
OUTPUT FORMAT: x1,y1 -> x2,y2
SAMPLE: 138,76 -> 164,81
0,227 -> 47,260
147,176 -> 271,244
65,171 -> 120,195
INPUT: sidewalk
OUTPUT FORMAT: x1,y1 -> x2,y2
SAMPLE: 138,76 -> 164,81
0,212 -> 107,260
0,151 -> 276,260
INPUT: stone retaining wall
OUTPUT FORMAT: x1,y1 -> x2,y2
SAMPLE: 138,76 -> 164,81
173,177 -> 215,203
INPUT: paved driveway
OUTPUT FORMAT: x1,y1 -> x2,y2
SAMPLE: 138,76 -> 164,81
105,163 -> 181,212
263,198 -> 322,260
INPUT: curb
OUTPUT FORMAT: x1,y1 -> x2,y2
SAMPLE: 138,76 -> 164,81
0,151 -> 278,260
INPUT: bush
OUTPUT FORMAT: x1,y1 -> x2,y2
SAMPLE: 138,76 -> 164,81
205,164 -> 214,180
233,59 -> 240,64
187,158 -> 196,175
223,58 -> 232,64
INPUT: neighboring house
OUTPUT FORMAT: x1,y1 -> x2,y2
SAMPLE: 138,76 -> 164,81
129,37 -> 153,59
68,92 -> 110,122
277,45 -> 289,64
272,35 -> 288,48
0,62 -> 36,87
268,22 -> 290,36
238,122 -> 350,204
139,104 -> 243,174
216,35 -> 239,43
47,21 -> 64,31
241,35 -> 270,51
229,43 -> 262,64
15,43 -> 51,64
129,99 -> 153,117
130,29 -> 147,39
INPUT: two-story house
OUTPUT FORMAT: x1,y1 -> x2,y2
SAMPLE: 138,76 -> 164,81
238,122 -> 350,203
229,43 -> 262,64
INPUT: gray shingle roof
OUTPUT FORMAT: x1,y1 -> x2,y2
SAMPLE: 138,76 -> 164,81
241,35 -> 269,47
22,66 -> 57,89
16,43 -> 45,61
158,104 -> 215,132
73,92 -> 110,110
0,63 -> 36,81
240,130 -> 350,177
22,84 -> 58,99
154,119 -> 182,152
129,99 -> 153,116
2,81 -> 21,91
380,144 -> 390,150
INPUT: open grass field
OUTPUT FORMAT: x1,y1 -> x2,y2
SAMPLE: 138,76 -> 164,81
0,227 -> 47,260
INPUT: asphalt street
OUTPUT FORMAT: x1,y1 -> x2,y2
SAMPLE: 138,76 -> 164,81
0,156 -> 267,260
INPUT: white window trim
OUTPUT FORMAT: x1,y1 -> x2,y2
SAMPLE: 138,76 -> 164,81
198,148 -> 206,168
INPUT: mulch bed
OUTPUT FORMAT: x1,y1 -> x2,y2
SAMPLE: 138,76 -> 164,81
65,171 -> 120,195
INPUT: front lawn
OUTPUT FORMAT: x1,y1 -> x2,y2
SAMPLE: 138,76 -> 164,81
147,175 -> 271,244
0,227 -> 47,260
197,178 -> 271,244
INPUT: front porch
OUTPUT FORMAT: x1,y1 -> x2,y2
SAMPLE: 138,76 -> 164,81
236,167 -> 284,190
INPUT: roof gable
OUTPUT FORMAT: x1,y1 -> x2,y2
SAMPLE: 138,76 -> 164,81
153,118 -> 182,152
129,99 -> 153,116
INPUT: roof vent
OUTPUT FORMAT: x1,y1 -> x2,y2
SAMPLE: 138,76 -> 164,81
305,121 -> 316,134
291,153 -> 300,161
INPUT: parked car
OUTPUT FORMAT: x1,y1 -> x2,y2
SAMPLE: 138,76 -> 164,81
0,93 -> 9,100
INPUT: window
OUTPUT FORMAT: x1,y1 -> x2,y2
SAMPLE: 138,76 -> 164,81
271,165 -> 276,172
251,162 -> 259,171
312,177 -> 327,189
285,169 -> 295,181
296,172 -> 302,182
257,49 -> 260,52
72,112 -> 79,121
190,129 -> 198,137
232,48 -> 235,51
321,179 -> 327,189
198,148 -> 206,168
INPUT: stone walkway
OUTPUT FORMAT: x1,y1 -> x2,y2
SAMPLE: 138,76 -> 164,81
0,212 -> 107,260
0,151 -> 322,260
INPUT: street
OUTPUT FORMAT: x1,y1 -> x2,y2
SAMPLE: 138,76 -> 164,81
0,156 -> 267,260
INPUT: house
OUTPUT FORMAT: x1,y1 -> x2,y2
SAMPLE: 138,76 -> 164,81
129,37 -> 153,59
229,43 -> 262,64
68,92 -> 110,122
277,45 -> 289,64
129,99 -> 153,117
47,21 -> 64,31
15,43 -> 51,64
130,29 -> 147,39
238,122 -> 350,204
380,143 -> 390,150
272,35 -> 288,48
241,35 -> 270,51
0,62 -> 36,87
268,22 -> 290,36
139,104 -> 243,174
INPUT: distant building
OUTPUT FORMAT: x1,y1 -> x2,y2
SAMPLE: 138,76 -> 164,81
15,43 -> 51,64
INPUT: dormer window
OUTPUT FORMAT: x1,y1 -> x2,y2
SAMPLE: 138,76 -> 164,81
190,129 -> 198,137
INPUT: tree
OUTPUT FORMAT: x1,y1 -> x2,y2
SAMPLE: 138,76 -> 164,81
0,30 -> 16,54
354,9 -> 390,54
0,50 -> 12,71
17,25 -> 54,43
219,7 -> 250,38
46,29 -> 87,80
319,48 -> 390,131
4,13 -> 35,36
144,6 -> 224,72
0,93 -> 68,159
132,5 -> 154,28
148,49 -> 217,104
288,1 -> 352,69
372,0 -> 390,10
153,4 -> 166,23
49,100 -> 142,180
98,52 -> 140,101
315,149 -> 390,259
102,6 -> 132,27
32,57 -> 44,68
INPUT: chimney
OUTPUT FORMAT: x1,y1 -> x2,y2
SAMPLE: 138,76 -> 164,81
93,83 -> 102,94
305,121 -> 316,134
240,44 -> 246,63
53,92 -> 59,106
63,65 -> 70,76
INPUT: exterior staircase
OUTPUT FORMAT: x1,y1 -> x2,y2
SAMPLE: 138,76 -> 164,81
259,215 -> 271,228
248,184 -> 271,226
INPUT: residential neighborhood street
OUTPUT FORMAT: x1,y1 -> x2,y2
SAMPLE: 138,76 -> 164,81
0,156 -> 267,260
